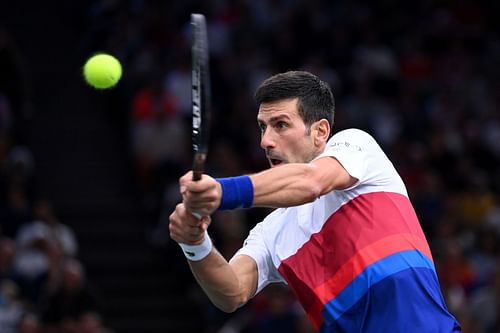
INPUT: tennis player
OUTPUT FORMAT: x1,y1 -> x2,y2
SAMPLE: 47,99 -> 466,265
169,71 -> 461,332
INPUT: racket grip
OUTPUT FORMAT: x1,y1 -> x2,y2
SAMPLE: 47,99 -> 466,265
191,153 -> 207,218
192,170 -> 202,181
192,153 -> 206,181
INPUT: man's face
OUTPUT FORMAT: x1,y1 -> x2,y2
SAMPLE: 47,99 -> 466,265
257,98 -> 319,168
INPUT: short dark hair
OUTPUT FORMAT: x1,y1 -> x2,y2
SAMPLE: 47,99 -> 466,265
254,71 -> 335,136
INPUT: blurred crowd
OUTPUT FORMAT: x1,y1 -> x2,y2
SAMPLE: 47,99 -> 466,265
2,0 -> 500,332
0,25 -> 111,333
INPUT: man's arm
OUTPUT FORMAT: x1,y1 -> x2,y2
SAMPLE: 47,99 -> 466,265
251,156 -> 356,207
189,253 -> 258,313
169,203 -> 258,312
181,155 -> 357,215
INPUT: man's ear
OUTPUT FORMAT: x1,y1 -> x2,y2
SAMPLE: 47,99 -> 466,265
312,119 -> 330,146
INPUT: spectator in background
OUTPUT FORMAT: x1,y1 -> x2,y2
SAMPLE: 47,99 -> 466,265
468,225 -> 499,290
0,236 -> 42,333
6,144 -> 36,199
78,312 -> 114,333
13,223 -> 58,306
39,258 -> 104,333
0,237 -> 17,282
0,132 -> 36,238
17,312 -> 41,333
17,198 -> 78,258
468,265 -> 500,333
0,278 -> 25,333
13,198 -> 77,305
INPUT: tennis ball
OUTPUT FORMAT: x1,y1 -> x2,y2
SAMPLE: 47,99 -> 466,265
83,53 -> 122,89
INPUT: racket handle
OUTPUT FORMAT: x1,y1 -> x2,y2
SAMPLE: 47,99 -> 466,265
191,153 -> 207,219
192,170 -> 202,181
192,153 -> 206,181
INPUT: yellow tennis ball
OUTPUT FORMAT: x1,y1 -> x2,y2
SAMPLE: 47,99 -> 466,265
83,53 -> 122,89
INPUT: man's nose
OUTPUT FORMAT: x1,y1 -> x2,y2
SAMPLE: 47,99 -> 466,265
260,128 -> 276,150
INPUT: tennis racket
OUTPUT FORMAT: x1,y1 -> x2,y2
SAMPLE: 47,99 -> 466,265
191,13 -> 211,182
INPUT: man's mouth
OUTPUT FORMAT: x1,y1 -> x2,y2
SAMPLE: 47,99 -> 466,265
269,158 -> 285,167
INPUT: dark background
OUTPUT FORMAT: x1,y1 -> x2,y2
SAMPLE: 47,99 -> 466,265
0,0 -> 499,332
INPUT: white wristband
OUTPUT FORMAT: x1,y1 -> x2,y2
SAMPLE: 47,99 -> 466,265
179,231 -> 213,261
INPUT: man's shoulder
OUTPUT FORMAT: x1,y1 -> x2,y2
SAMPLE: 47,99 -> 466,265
327,128 -> 384,153
330,128 -> 375,142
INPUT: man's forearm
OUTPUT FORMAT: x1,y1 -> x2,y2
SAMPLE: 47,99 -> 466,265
250,163 -> 322,207
188,249 -> 250,313
250,158 -> 355,208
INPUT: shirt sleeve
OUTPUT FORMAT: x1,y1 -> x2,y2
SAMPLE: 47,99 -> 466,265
317,128 -> 407,195
317,129 -> 371,180
230,221 -> 284,295
319,128 -> 392,184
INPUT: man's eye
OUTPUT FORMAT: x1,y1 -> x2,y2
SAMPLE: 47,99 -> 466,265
276,121 -> 288,129
259,124 -> 266,133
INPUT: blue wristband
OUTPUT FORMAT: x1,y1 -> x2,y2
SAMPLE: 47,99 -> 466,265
216,175 -> 254,210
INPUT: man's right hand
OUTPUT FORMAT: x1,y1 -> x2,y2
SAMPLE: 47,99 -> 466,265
180,171 -> 222,217
169,203 -> 211,245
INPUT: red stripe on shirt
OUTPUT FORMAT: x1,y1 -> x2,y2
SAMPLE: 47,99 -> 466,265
277,191 -> 431,329
314,233 -> 432,304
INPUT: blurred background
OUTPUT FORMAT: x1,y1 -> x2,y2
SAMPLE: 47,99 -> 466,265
0,0 -> 499,332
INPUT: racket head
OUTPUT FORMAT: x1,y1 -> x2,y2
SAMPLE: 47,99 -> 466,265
191,13 -> 211,181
